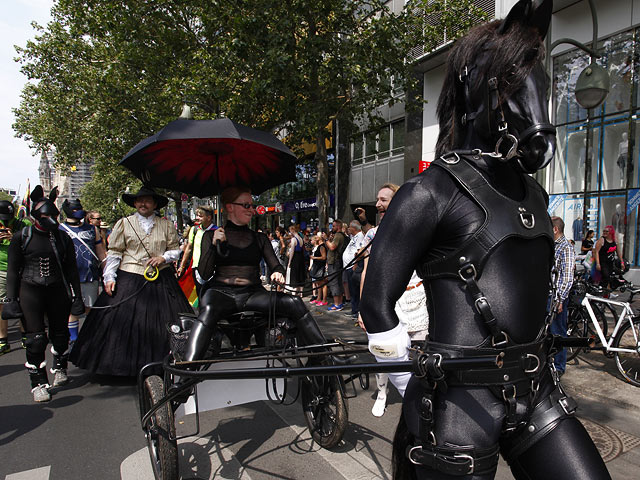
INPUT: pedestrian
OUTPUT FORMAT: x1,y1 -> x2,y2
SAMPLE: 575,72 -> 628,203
2,186 -> 84,402
324,219 -> 347,311
309,233 -> 328,306
0,200 -> 31,355
86,210 -> 107,246
59,199 -> 107,348
286,224 -> 306,297
356,183 -> 428,417
549,216 -> 576,377
581,229 -> 594,254
342,220 -> 365,321
69,187 -> 193,376
593,225 -> 624,289
176,205 -> 216,298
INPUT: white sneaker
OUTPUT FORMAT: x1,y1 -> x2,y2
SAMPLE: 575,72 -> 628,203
32,384 -> 51,402
52,369 -> 68,387
371,395 -> 387,417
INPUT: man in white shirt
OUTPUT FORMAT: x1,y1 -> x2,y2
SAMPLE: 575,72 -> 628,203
342,220 -> 364,320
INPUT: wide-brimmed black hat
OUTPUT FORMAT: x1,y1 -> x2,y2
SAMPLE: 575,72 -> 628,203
122,186 -> 168,209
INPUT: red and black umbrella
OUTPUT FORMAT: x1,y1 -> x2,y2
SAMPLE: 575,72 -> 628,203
120,118 -> 297,197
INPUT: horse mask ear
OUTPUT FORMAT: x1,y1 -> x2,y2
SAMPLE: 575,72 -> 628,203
30,185 -> 44,203
498,0 -> 552,40
49,186 -> 59,203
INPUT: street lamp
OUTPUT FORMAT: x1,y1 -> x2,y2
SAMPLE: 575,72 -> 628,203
547,0 -> 609,109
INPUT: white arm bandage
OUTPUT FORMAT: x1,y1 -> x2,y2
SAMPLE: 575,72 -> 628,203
162,249 -> 181,263
103,254 -> 121,283
367,322 -> 412,397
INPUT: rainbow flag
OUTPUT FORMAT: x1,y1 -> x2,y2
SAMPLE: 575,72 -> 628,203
18,180 -> 30,219
178,261 -> 199,308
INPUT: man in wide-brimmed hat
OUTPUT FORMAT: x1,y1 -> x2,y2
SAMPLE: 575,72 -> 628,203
70,186 -> 193,376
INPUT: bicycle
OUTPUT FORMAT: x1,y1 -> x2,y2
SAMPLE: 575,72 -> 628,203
565,278 -> 640,386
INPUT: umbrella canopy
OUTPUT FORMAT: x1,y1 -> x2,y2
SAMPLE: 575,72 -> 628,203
120,118 -> 297,197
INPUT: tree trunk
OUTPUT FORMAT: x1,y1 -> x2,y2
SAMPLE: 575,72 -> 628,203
315,129 -> 329,229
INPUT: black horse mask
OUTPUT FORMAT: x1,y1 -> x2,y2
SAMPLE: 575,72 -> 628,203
30,185 -> 60,232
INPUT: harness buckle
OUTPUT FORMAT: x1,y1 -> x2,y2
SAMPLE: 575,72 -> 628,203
441,152 -> 461,164
461,113 -> 467,125
495,132 -> 519,160
558,395 -> 577,416
454,453 -> 475,475
408,446 -> 422,465
459,66 -> 468,82
458,263 -> 477,282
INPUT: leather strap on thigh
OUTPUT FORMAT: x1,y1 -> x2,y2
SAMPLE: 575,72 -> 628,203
407,442 -> 500,476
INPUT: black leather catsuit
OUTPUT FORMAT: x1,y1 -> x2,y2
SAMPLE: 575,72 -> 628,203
6,227 -> 81,387
184,221 -> 326,362
360,154 -> 610,479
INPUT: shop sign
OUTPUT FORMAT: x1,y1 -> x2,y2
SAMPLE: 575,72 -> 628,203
284,195 -> 334,213
256,205 -> 266,215
419,161 -> 431,173
547,194 -> 565,215
628,189 -> 640,215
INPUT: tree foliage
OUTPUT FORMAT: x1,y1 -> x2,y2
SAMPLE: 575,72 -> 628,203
14,0 -> 487,227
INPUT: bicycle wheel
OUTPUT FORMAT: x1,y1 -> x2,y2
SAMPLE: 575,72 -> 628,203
142,375 -> 179,480
300,375 -> 348,449
612,318 -> 640,387
566,307 -> 588,362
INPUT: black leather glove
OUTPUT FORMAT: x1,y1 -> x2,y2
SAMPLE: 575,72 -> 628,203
2,300 -> 23,319
70,297 -> 85,316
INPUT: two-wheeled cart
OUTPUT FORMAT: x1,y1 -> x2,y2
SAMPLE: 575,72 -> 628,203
137,310 -> 504,480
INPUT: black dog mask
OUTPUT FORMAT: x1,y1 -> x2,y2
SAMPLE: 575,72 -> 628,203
30,185 -> 60,231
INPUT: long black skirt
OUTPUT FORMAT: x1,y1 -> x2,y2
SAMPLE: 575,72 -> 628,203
70,268 -> 193,376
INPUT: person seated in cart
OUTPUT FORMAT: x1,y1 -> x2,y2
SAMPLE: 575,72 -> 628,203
182,186 -> 328,363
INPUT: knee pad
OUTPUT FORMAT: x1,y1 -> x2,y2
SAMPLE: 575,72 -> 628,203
24,332 -> 48,365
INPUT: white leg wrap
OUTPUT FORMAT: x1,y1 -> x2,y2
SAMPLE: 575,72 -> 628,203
367,323 -> 412,397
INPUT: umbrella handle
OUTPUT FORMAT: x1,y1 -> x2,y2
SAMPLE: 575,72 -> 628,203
144,265 -> 160,282
215,240 -> 230,258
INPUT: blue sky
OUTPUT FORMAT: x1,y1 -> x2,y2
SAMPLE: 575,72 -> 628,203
0,0 -> 52,196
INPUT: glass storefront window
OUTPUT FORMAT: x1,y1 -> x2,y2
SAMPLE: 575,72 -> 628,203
378,126 -> 390,158
352,136 -> 363,166
599,193 -> 627,256
601,120 -> 629,190
392,120 -> 405,155
364,131 -> 377,163
553,50 -> 590,125
601,32 -> 634,116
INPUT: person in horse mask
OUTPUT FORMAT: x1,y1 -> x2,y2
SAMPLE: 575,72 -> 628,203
2,186 -> 84,402
59,198 -> 106,345
182,186 -> 329,366
360,1 -> 610,478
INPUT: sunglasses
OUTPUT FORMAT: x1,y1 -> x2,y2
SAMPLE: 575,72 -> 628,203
92,217 -> 102,221
230,202 -> 256,210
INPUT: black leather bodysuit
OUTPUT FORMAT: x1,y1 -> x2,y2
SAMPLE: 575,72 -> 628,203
360,154 -> 610,479
184,221 -> 326,362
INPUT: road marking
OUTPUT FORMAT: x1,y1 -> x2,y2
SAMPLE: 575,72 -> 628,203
267,402 -> 392,480
5,466 -> 50,480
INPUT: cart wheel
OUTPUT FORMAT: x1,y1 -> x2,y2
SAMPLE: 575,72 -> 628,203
359,373 -> 370,390
301,375 -> 348,449
142,375 -> 179,480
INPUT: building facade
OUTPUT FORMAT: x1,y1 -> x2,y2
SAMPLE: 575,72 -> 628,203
346,0 -> 640,267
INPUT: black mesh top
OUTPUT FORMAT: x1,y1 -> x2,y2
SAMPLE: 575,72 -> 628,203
198,221 -> 285,287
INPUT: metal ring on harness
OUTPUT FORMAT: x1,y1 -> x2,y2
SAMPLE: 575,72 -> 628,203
494,133 -> 519,160
143,265 -> 160,282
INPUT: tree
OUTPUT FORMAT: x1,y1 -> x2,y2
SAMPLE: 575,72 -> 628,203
13,0 -> 486,227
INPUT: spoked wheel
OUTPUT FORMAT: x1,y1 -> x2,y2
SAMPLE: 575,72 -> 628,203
142,375 -> 179,480
300,375 -> 348,449
566,306 -> 608,362
613,318 -> 640,387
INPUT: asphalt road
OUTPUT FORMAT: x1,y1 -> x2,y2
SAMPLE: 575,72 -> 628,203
2,302 -> 640,479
